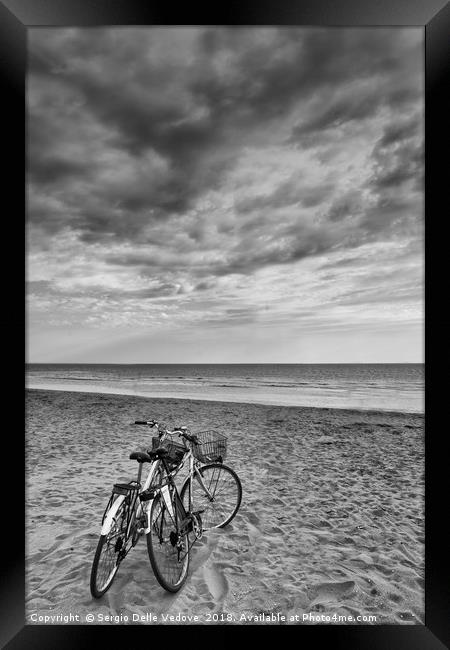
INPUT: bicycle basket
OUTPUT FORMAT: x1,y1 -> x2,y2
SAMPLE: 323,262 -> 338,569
151,435 -> 186,469
191,430 -> 227,463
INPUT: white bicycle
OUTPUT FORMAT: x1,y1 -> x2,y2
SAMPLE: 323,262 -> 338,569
90,420 -> 242,596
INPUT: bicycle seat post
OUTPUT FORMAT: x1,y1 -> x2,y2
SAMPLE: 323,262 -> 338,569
136,462 -> 143,486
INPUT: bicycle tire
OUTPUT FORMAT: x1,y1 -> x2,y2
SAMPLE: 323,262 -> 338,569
147,492 -> 190,593
180,463 -> 242,530
90,498 -> 129,598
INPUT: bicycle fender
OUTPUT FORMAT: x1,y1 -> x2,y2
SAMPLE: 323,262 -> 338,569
143,501 -> 152,535
101,494 -> 125,535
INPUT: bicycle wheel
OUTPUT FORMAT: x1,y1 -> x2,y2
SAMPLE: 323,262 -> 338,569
180,463 -> 242,530
147,492 -> 190,593
90,497 -> 130,598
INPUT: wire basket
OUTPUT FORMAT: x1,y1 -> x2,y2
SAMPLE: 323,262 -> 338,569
191,430 -> 227,464
151,435 -> 186,469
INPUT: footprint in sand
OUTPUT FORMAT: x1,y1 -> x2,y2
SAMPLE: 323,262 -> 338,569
106,588 -> 129,614
203,563 -> 228,601
307,580 -> 356,605
189,535 -> 220,573
395,542 -> 418,563
246,511 -> 260,527
215,561 -> 245,574
388,592 -> 402,603
247,519 -> 260,535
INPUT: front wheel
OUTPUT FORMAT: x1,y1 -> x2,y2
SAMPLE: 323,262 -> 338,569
180,463 -> 242,530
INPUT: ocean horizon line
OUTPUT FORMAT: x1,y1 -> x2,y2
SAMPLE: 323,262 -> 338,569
26,361 -> 424,366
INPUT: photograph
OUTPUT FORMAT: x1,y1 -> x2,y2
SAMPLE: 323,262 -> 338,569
25,25 -> 426,627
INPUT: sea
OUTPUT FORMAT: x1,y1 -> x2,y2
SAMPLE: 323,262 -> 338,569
25,363 -> 424,414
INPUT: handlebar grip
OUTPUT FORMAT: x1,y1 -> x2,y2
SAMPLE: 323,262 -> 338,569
134,420 -> 149,425
183,433 -> 199,444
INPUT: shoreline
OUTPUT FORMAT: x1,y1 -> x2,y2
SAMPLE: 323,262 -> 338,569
25,385 -> 424,417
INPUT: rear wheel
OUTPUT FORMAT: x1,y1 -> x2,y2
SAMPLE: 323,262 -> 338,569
180,463 -> 242,530
90,498 -> 129,598
147,493 -> 190,593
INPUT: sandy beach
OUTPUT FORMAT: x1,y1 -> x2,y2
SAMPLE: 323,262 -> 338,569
26,388 -> 424,625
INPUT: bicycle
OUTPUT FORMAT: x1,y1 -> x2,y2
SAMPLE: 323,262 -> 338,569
90,420 -> 242,597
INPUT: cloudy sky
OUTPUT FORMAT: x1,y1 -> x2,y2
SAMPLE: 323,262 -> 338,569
27,27 -> 424,363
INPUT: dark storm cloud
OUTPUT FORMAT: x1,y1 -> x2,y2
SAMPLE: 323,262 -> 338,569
289,87 -> 420,145
104,219 -> 337,278
359,196 -> 418,236
369,120 -> 423,193
378,115 -> 421,148
28,27 -> 423,279
195,28 -> 419,123
194,280 -> 216,292
325,191 -> 362,223
28,154 -> 87,185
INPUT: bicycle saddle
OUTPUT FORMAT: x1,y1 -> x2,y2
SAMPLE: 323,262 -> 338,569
129,450 -> 152,463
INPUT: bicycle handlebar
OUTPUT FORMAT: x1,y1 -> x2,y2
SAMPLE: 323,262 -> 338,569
179,431 -> 199,444
133,420 -> 199,444
134,419 -> 161,427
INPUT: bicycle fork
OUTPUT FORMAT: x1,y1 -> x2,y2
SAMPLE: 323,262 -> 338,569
193,464 -> 217,502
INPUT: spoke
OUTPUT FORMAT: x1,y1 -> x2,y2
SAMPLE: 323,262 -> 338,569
186,466 -> 240,529
94,502 -> 130,591
149,495 -> 188,588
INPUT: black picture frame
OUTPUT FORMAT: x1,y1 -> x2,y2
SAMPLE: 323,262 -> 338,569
5,0 -> 449,647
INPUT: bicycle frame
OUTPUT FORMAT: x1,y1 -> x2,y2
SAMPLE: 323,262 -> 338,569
142,450 -> 193,535
155,450 -> 215,532
101,457 -> 160,536
101,440 -> 214,538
